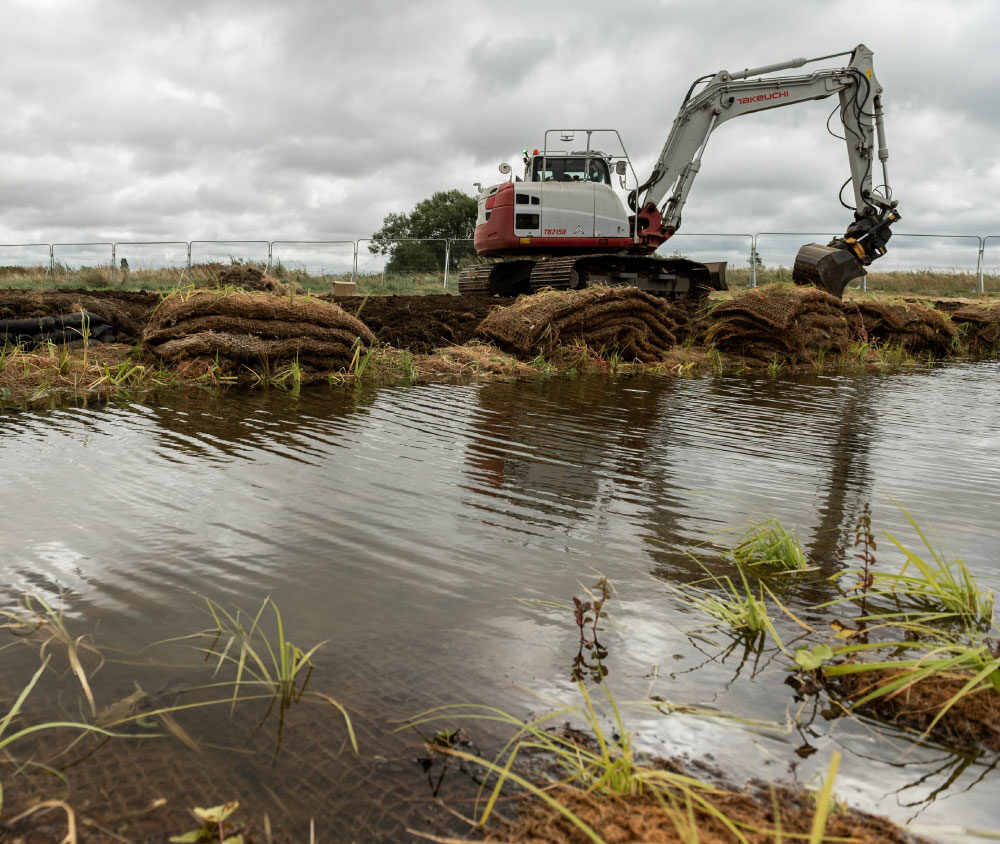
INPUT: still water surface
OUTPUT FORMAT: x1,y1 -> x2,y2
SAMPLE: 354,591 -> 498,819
2,365 -> 999,840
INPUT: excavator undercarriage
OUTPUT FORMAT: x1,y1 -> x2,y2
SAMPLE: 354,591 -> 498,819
457,256 -> 725,300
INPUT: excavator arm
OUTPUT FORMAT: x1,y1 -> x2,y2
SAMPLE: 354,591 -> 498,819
631,44 -> 899,296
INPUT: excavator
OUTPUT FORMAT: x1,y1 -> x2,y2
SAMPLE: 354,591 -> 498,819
458,44 -> 900,300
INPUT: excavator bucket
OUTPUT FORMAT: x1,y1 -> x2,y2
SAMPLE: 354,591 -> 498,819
792,243 -> 866,299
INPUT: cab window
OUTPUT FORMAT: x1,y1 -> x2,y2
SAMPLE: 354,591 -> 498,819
531,156 -> 609,183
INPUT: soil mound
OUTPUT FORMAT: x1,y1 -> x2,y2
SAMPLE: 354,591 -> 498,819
704,285 -> 849,365
331,293 -> 514,353
845,300 -> 957,356
0,289 -> 157,340
209,263 -> 303,294
947,303 -> 1000,351
143,289 -> 376,377
488,776 -> 927,844
834,667 -> 1000,752
476,287 -> 678,362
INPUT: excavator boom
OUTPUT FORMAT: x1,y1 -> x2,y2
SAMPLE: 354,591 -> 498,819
632,44 -> 898,296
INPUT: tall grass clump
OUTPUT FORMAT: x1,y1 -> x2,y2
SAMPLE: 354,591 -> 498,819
172,596 -> 357,752
729,517 -> 809,571
665,565 -> 781,646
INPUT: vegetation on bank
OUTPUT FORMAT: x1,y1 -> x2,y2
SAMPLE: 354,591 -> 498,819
1,277 -> 999,407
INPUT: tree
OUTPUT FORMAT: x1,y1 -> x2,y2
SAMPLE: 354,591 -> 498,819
369,189 -> 478,273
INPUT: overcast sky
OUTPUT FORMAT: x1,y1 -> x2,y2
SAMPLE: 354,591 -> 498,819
1,0 -> 998,246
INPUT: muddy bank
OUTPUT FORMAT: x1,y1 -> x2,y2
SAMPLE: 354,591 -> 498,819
0,288 -> 158,338
1,284 -> 999,405
489,777 -> 930,844
832,666 -> 1000,752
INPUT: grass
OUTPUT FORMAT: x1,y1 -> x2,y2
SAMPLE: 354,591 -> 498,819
0,656 -> 117,816
401,683 -> 848,844
831,504 -> 994,627
0,263 -> 456,296
726,267 -> 989,298
728,518 -> 810,571
0,591 -> 103,717
665,565 -> 781,644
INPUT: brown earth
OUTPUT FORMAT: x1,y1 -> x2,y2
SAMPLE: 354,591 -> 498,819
485,771 -> 928,844
833,667 -> 1000,752
0,289 -> 159,338
330,293 -> 515,354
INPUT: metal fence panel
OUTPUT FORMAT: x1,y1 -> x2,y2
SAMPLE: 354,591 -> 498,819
984,236 -> 1000,294
269,241 -> 356,290
189,240 -> 270,268
113,242 -> 189,289
753,233 -> 837,271
657,234 -> 754,289
754,232 -> 983,295
52,242 -> 113,270
355,238 -> 449,294
0,243 -> 50,270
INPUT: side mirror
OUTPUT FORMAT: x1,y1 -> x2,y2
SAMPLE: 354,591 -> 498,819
498,162 -> 512,175
615,160 -> 628,176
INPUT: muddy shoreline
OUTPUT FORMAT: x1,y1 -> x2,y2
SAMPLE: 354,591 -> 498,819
1,286 -> 998,405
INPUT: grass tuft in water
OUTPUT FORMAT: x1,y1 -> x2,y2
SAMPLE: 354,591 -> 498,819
401,683 -> 846,844
0,591 -> 103,717
729,518 -> 809,571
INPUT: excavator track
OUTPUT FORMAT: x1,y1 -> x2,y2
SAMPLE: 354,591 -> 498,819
529,258 -> 580,293
459,256 -> 723,301
457,260 -> 535,296
456,264 -> 493,295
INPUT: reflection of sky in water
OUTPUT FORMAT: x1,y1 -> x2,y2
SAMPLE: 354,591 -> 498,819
1,365 -> 998,837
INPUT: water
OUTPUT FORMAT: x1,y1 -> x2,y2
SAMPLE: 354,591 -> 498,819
1,365 -> 999,840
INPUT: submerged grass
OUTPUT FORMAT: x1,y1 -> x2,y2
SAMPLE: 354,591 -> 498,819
0,591 -> 103,717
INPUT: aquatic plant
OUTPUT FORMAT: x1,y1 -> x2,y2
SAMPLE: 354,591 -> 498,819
666,565 -> 782,645
197,596 -> 320,708
403,684 -> 848,844
833,504 -> 994,628
348,336 -> 375,378
729,517 -> 809,571
571,577 -> 612,685
0,656 -> 116,815
169,800 -> 244,844
0,591 -> 103,717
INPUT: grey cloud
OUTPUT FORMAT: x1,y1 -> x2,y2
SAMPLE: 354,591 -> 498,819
0,0 -> 998,245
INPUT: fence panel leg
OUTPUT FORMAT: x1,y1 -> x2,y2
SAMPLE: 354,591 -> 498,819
976,239 -> 985,295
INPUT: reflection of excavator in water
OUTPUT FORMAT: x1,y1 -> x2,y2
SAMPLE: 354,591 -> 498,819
459,44 -> 899,301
